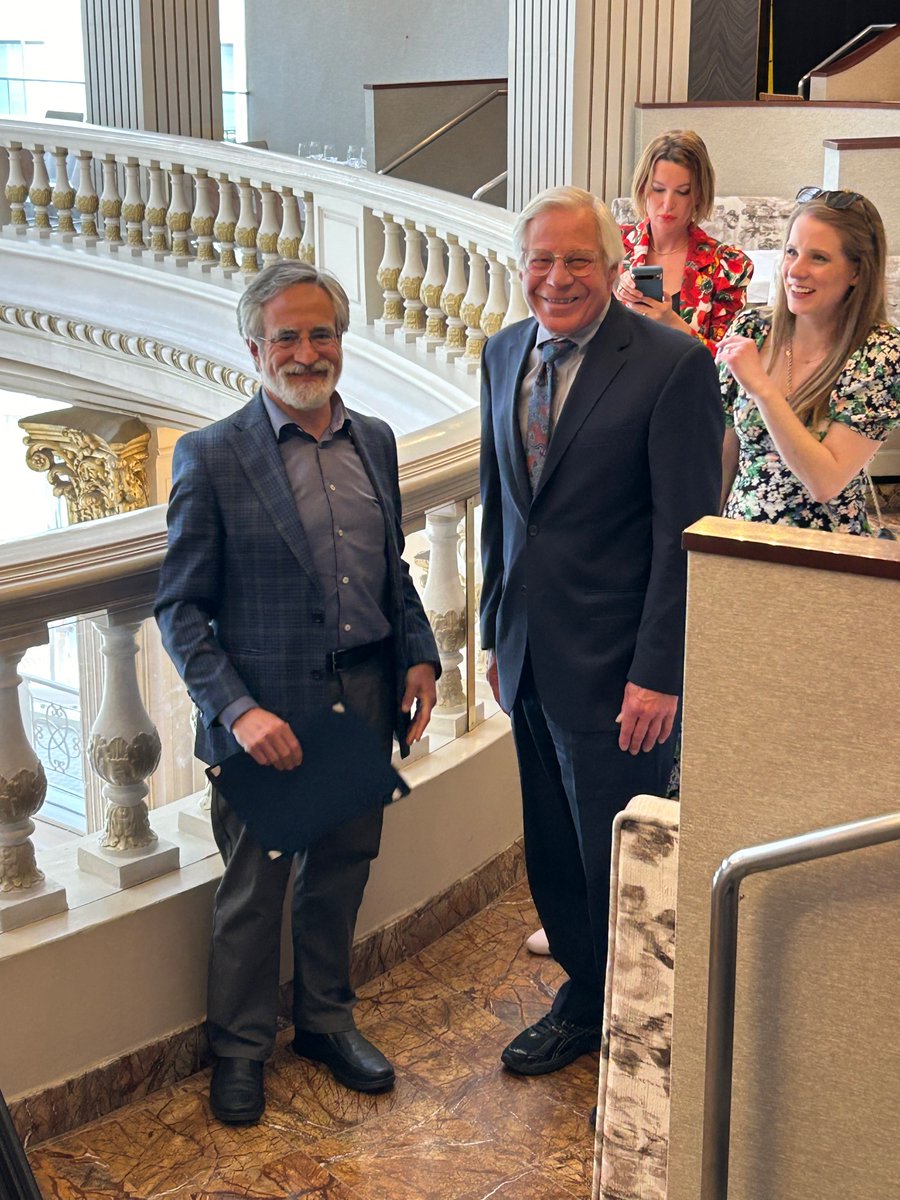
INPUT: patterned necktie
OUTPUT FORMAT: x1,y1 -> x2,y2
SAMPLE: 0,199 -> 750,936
525,337 -> 576,491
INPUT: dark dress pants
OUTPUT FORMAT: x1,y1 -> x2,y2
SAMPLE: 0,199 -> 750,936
206,650 -> 394,1060
511,652 -> 678,1028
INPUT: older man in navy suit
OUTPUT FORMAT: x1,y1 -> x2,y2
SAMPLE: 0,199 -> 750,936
156,261 -> 438,1124
480,186 -> 722,1076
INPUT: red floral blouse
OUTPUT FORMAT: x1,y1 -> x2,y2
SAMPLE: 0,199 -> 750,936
619,220 -> 753,355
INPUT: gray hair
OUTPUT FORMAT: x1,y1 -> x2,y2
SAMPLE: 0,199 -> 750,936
513,186 -> 623,271
236,260 -> 351,339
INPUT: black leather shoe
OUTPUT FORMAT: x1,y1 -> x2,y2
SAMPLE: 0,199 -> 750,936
501,1014 -> 601,1076
209,1056 -> 265,1124
292,1027 -> 395,1092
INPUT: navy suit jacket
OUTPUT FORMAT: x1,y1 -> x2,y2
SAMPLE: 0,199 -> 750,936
156,392 -> 438,765
479,297 -> 723,731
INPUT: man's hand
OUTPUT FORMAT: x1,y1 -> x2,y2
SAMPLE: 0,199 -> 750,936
402,663 -> 437,744
484,649 -> 507,711
615,682 -> 678,755
232,706 -> 302,770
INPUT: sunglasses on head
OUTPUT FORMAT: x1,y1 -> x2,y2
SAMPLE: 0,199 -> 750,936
795,186 -> 863,209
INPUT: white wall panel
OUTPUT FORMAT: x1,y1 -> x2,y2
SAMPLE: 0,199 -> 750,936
510,0 -> 692,207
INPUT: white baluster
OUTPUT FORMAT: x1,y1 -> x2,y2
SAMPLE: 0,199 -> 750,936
480,251 -> 509,344
503,263 -> 530,327
4,144 -> 29,231
29,146 -> 52,232
145,163 -> 169,254
455,248 -> 488,374
417,229 -> 448,353
257,184 -> 280,266
74,150 -> 99,241
79,611 -> 178,888
166,165 -> 193,260
51,147 -> 76,236
394,223 -> 426,345
299,191 -> 315,263
99,156 -> 123,243
191,169 -> 217,266
435,235 -> 468,364
235,179 -> 259,274
121,159 -> 146,251
0,630 -> 68,932
277,188 -> 302,260
214,175 -> 239,274
421,504 -> 469,738
374,215 -> 404,335
177,705 -> 213,839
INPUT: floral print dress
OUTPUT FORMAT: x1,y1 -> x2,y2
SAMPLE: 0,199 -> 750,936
620,220 -> 753,354
721,310 -> 900,535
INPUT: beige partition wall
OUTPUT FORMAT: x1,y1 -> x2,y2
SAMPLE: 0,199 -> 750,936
82,0 -> 224,138
508,0 -> 692,207
667,518 -> 900,1200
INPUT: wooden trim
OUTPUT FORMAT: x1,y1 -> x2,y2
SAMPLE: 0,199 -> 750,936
635,100 -> 900,110
683,516 -> 900,581
823,137 -> 900,150
363,78 -> 506,92
812,25 -> 900,78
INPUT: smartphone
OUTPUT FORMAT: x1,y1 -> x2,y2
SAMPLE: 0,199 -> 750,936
632,264 -> 663,302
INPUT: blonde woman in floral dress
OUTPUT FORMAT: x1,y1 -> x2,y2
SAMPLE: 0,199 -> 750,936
618,129 -> 753,354
718,189 -> 900,534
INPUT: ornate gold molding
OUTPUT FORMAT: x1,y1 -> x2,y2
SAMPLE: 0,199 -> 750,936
20,408 -> 152,523
0,304 -> 257,400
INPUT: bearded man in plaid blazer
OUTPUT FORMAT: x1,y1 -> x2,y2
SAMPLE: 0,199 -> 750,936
156,261 -> 438,1125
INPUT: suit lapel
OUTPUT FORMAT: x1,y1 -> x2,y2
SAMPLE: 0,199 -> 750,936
229,393 -> 321,585
501,321 -> 538,515
534,300 -> 632,499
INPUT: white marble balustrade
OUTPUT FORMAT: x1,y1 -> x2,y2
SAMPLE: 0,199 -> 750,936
0,118 -> 522,369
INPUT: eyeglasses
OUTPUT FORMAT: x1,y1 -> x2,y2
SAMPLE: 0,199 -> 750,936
521,251 -> 601,277
255,329 -> 339,350
795,187 -> 863,210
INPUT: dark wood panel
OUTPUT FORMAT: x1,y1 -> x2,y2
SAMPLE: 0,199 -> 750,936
687,0 -> 761,101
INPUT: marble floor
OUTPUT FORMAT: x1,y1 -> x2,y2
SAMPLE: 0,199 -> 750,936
27,881 -> 598,1200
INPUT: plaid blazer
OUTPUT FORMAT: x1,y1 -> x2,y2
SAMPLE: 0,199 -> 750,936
155,392 -> 438,765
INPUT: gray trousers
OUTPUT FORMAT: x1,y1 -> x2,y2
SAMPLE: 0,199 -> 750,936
206,652 -> 394,1060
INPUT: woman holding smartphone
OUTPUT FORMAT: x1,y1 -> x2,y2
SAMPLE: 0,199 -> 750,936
718,189 -> 899,535
617,129 -> 752,354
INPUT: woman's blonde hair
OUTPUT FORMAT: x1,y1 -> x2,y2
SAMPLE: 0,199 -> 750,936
768,193 -> 887,429
630,129 -> 715,224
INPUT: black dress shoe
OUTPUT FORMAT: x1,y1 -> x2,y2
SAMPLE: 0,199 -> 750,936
209,1056 -> 265,1124
501,1014 -> 601,1076
292,1027 -> 395,1093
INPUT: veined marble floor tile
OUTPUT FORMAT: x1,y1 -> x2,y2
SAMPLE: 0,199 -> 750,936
29,881 -> 601,1200
308,1109 -> 539,1200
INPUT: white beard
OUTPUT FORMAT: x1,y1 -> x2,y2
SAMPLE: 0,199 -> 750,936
269,361 -> 338,411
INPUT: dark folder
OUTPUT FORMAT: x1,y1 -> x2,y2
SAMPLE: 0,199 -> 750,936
207,703 -> 409,854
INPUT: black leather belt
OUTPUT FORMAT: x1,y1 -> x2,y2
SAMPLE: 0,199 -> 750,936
325,638 -> 389,674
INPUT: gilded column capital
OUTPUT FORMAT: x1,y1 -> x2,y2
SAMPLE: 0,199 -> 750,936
19,407 -> 151,524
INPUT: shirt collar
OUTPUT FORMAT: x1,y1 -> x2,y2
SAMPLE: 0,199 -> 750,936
261,388 -> 349,439
535,300 -> 610,351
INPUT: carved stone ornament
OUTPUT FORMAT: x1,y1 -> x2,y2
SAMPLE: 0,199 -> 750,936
0,765 -> 48,892
0,842 -> 45,892
0,304 -> 256,400
100,799 -> 158,852
89,730 -> 162,787
20,408 -> 152,523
